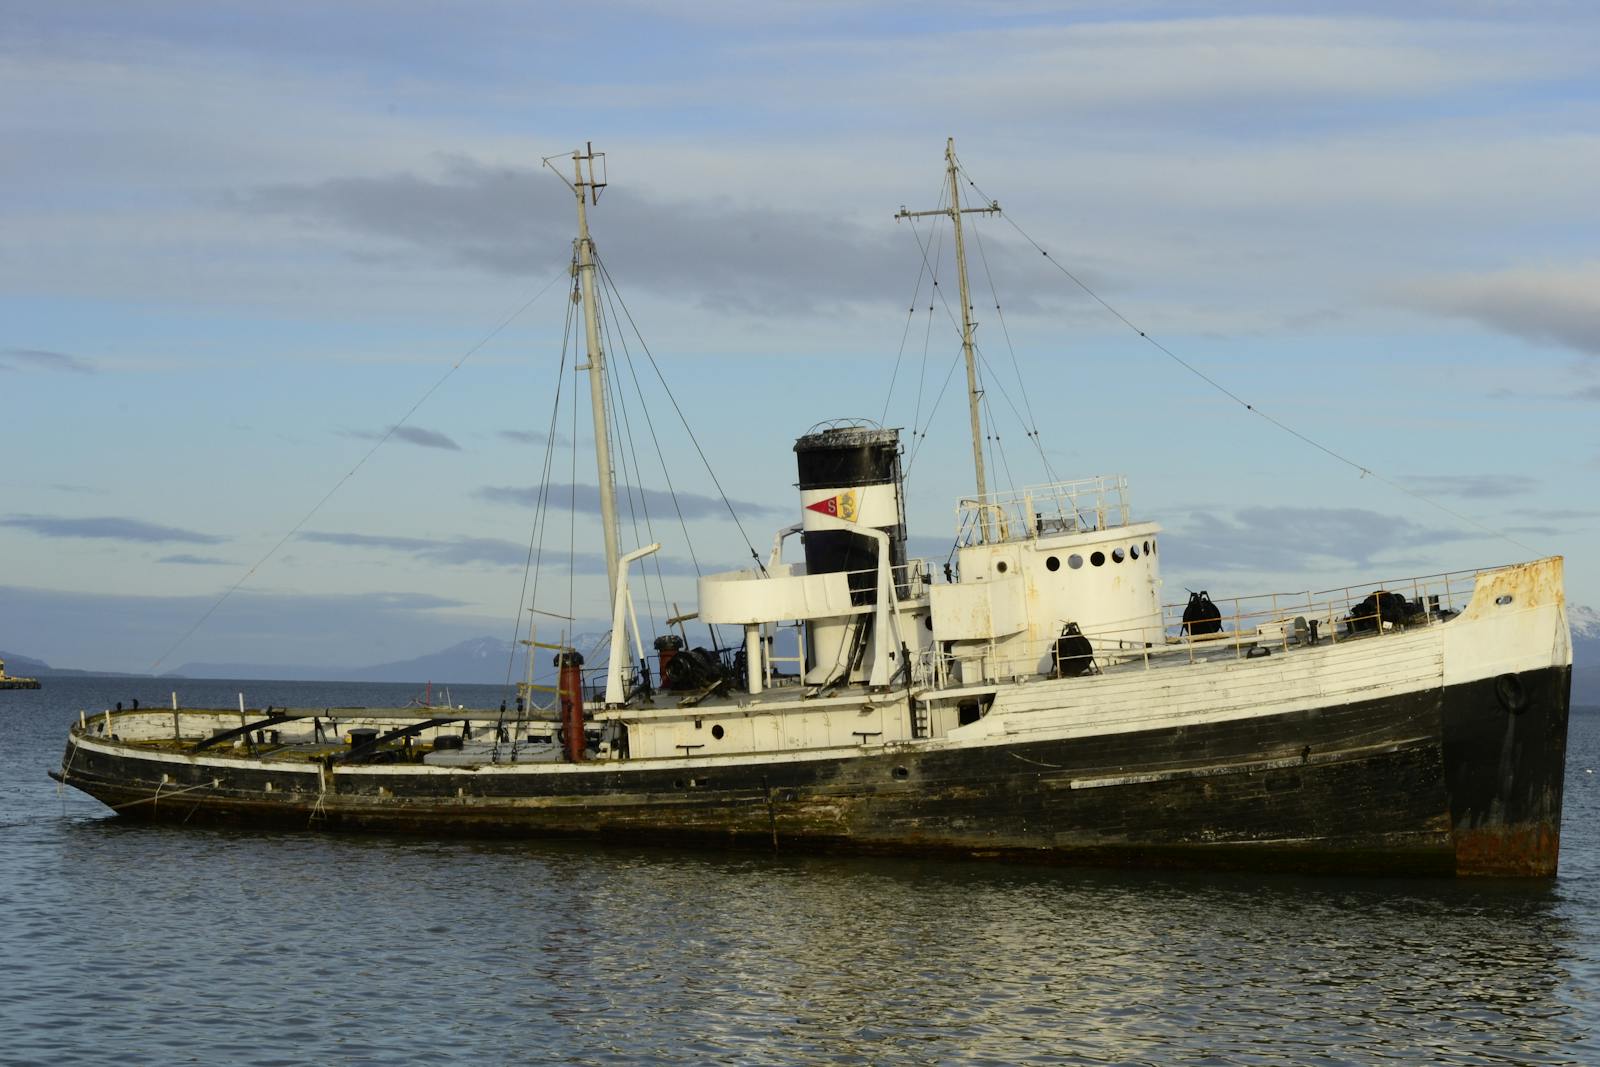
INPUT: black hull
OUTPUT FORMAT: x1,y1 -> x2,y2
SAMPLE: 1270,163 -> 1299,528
56,666 -> 1570,877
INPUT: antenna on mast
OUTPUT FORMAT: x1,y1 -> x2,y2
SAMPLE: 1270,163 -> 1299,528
895,138 -> 1002,542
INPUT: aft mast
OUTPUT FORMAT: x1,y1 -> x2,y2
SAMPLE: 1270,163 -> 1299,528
896,137 -> 1001,541
569,143 -> 621,601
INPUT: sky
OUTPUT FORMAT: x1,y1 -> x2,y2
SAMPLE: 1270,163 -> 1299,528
3,1 -> 1598,674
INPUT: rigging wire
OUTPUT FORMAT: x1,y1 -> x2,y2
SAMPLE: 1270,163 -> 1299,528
972,342 -> 1041,478
594,255 -> 728,651
905,338 -> 971,478
501,279 -> 579,696
596,276 -> 665,639
598,269 -> 674,621
592,253 -> 767,578
880,219 -> 937,428
954,163 -> 1539,556
495,274 -> 578,759
148,268 -> 569,674
910,217 -> 947,465
967,214 -> 1060,484
980,386 -> 1019,502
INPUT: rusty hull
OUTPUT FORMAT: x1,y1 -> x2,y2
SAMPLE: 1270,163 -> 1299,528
55,661 -> 1571,878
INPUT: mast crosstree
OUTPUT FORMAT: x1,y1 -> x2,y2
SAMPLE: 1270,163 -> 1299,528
895,137 -> 1001,542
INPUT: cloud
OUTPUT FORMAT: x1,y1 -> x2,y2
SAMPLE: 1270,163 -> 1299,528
299,531 -> 529,567
1524,507 -> 1600,521
0,514 -> 226,544
1161,506 -> 1478,574
299,528 -> 705,576
1398,474 -> 1535,500
1576,384 -> 1600,402
499,429 -> 568,446
0,348 -> 95,374
348,424 -> 461,450
477,481 -> 787,521
1394,264 -> 1600,357
158,554 -> 234,566
231,158 -> 1043,317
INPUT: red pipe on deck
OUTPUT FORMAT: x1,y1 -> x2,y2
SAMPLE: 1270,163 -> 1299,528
557,651 -> 586,763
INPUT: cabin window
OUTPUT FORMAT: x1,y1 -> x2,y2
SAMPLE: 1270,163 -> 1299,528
996,560 -> 1008,574
1130,544 -> 1140,560
1144,540 -> 1151,555
1068,554 -> 1084,569
711,724 -> 725,740
1091,551 -> 1105,567
1112,548 -> 1125,563
1045,555 -> 1060,572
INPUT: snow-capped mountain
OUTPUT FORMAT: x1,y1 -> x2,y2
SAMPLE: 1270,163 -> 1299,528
1572,604 -> 1600,640
1572,604 -> 1600,707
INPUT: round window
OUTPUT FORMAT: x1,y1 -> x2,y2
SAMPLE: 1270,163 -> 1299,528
996,560 -> 1008,574
1130,544 -> 1140,560
1091,551 -> 1105,567
1112,548 -> 1125,563
1068,554 -> 1084,569
1045,555 -> 1060,572
711,724 -> 725,740
1144,540 -> 1151,555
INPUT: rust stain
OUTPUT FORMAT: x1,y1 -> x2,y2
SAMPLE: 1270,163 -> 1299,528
1461,556 -> 1565,621
1454,823 -> 1560,878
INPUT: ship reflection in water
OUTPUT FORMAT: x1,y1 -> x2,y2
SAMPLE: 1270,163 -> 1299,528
31,822 -> 1593,1064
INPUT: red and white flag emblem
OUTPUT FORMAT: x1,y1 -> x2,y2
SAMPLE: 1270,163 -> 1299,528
805,489 -> 859,522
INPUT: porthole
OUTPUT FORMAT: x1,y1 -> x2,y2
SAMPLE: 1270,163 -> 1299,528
1068,554 -> 1084,569
1150,538 -> 1156,555
892,766 -> 910,780
711,724 -> 725,740
1143,540 -> 1151,555
996,560 -> 1008,574
1112,548 -> 1125,563
1091,551 -> 1105,567
924,615 -> 934,631
1045,555 -> 1061,572
1130,545 -> 1140,560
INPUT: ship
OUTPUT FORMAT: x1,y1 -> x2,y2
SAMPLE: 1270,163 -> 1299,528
52,142 -> 1571,877
1,657 -> 42,690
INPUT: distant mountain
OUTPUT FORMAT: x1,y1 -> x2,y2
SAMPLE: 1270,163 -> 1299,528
1571,605 -> 1600,708
0,650 -> 146,678
167,637 -> 518,684
342,636 -> 521,684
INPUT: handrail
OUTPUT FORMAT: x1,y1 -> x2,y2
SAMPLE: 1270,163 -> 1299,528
919,564 -> 1484,688
956,475 -> 1132,545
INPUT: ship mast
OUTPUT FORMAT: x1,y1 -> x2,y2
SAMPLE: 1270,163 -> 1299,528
896,137 -> 1001,541
568,143 -> 622,601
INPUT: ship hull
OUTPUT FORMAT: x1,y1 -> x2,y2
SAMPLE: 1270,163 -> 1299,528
55,663 -> 1569,877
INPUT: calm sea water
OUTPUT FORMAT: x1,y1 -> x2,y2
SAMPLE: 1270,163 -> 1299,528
3,676 -> 1598,1066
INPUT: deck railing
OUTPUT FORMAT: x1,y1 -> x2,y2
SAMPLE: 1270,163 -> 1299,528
956,475 -> 1132,546
913,565 -> 1489,688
